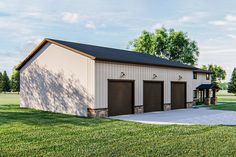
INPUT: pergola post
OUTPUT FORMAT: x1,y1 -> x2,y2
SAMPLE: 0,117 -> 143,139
211,89 -> 217,105
213,89 -> 216,98
204,89 -> 211,105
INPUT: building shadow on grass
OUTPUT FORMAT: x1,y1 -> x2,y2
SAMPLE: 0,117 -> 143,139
0,104 -> 113,127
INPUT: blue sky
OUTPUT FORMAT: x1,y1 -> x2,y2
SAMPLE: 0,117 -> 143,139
0,0 -> 236,81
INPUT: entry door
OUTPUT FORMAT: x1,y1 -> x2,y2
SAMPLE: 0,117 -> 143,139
143,81 -> 163,112
171,82 -> 186,109
108,80 -> 134,116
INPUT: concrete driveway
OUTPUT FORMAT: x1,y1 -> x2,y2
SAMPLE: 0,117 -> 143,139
110,108 -> 236,125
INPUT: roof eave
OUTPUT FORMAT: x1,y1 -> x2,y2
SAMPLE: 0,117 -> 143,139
95,58 -> 196,70
193,69 -> 213,74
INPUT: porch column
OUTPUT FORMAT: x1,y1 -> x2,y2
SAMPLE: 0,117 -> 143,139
213,89 -> 216,98
211,89 -> 217,105
204,89 -> 211,105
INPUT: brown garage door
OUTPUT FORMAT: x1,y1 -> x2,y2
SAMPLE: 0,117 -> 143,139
171,82 -> 186,109
108,80 -> 134,116
143,81 -> 163,112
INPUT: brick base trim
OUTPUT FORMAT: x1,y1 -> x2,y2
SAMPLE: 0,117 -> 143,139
87,108 -> 108,117
186,102 -> 193,108
134,105 -> 143,114
163,103 -> 171,111
204,98 -> 211,105
211,97 -> 217,105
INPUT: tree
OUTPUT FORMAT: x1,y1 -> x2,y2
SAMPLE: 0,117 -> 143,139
11,69 -> 20,93
219,82 -> 228,90
228,68 -> 236,94
202,64 -> 226,82
128,27 -> 199,65
2,71 -> 10,93
0,71 -> 2,92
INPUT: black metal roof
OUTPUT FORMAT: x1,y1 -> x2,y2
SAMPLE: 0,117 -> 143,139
48,39 -> 197,70
196,84 -> 218,90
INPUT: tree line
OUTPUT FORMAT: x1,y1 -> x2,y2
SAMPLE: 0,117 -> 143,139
228,68 -> 236,94
0,69 -> 20,93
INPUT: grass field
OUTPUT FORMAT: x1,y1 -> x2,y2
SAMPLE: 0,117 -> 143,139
0,93 -> 236,156
210,90 -> 236,111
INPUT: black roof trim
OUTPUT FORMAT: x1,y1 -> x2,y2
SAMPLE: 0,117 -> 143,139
196,84 -> 219,90
194,68 -> 213,74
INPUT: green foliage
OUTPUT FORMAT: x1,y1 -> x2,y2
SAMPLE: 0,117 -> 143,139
1,71 -> 11,92
10,69 -> 20,92
228,68 -> 236,94
219,82 -> 228,90
128,27 -> 199,65
0,72 -> 2,92
202,64 -> 226,82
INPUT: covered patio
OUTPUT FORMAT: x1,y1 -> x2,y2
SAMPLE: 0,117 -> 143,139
196,84 -> 220,105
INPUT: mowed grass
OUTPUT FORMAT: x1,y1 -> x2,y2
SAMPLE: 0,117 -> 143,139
210,90 -> 236,111
0,94 -> 236,156
0,93 -> 19,105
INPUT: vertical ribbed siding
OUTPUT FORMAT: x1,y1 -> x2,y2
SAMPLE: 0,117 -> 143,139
19,43 -> 96,116
192,73 -> 211,89
95,61 -> 193,109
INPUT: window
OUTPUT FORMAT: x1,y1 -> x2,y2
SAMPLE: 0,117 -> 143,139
206,74 -> 210,80
193,72 -> 197,79
193,90 -> 197,98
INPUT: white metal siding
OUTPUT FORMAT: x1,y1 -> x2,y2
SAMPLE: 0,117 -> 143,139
192,73 -> 211,89
20,43 -> 95,116
95,61 -> 193,109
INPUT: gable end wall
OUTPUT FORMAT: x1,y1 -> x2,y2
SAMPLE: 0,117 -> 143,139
20,43 -> 95,116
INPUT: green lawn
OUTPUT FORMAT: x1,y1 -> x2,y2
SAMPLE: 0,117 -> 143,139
210,90 -> 236,111
0,94 -> 236,156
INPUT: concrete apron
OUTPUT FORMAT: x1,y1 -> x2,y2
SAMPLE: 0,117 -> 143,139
110,108 -> 236,126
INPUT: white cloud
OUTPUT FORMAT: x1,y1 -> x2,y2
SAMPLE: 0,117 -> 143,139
227,34 -> 236,39
225,15 -> 236,22
151,23 -> 163,30
209,20 -> 227,26
62,12 -> 79,24
151,12 -> 207,30
179,16 -> 193,23
198,43 -> 236,81
85,22 -> 96,29
209,14 -> 236,26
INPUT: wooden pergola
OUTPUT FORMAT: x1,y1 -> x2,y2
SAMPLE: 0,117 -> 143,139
196,83 -> 220,105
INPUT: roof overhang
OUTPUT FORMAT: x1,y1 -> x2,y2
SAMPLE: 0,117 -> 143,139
196,84 -> 220,90
193,69 -> 213,74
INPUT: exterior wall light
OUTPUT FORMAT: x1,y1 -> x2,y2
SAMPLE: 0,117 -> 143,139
153,74 -> 158,79
178,75 -> 183,80
120,72 -> 125,78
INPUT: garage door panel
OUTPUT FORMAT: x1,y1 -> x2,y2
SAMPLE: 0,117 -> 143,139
144,82 -> 163,112
171,82 -> 186,109
108,81 -> 134,116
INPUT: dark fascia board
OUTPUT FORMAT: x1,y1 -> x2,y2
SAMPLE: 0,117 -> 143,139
193,69 -> 213,74
17,38 -> 197,71
95,58 -> 197,70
